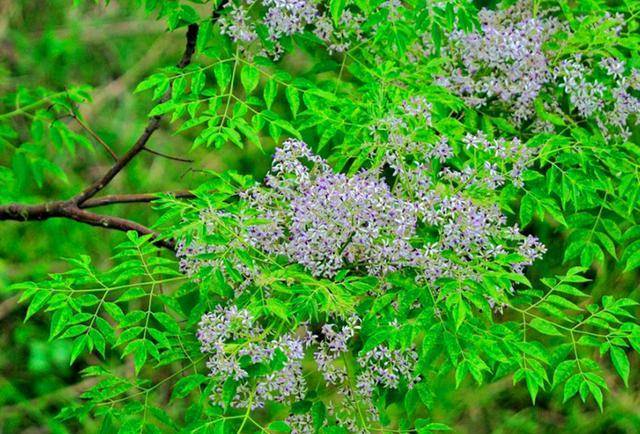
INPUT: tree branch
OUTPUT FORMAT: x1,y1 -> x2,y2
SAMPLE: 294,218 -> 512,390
143,146 -> 194,163
0,201 -> 175,250
0,24 -> 203,250
74,23 -> 200,206
73,115 -> 165,205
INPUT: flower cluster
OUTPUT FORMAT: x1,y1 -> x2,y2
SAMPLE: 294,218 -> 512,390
401,95 -> 433,125
186,81 -> 549,425
313,315 -> 360,384
219,3 -> 257,43
243,139 -> 419,278
176,237 -> 215,278
178,134 -> 545,291
218,0 -> 367,58
197,309 -> 421,428
555,54 -> 640,140
312,318 -> 419,432
356,344 -> 420,397
197,306 -> 313,409
461,131 -> 537,188
313,8 -> 366,54
366,105 -> 545,283
437,1 -> 563,123
286,413 -> 314,434
555,57 -> 606,118
434,2 -> 638,140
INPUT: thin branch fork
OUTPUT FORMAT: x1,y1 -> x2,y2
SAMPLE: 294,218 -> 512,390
0,24 -> 202,251
72,23 -> 200,208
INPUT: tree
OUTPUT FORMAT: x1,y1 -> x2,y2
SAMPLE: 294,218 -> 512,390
1,1 -> 639,432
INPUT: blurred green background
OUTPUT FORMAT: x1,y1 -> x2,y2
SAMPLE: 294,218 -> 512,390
0,1 -> 638,433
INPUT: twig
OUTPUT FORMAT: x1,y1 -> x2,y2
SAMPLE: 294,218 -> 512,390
72,115 -> 118,161
80,191 -> 196,208
213,0 -> 230,20
73,114 -> 166,205
143,147 -> 194,163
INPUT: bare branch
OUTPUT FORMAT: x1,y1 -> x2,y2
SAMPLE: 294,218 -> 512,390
72,115 -> 118,161
73,115 -> 165,205
73,23 -> 200,206
80,191 -> 195,208
143,147 -> 194,163
177,23 -> 199,69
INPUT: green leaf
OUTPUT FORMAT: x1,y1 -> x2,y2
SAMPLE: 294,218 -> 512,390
197,19 -> 212,52
240,65 -> 260,94
601,218 -> 622,241
311,401 -> 326,430
172,76 -> 187,99
547,294 -> 581,311
234,119 -> 262,150
153,312 -> 180,334
116,287 -> 147,302
265,298 -> 288,321
534,98 -> 566,126
273,119 -> 301,139
595,232 -> 617,259
554,284 -> 587,297
148,101 -> 175,117
191,70 -> 206,96
214,63 -> 232,91
130,340 -> 147,375
25,291 -> 50,321
285,87 -> 300,118
60,324 -> 88,339
416,382 -> 434,410
519,194 -> 535,227
587,381 -> 604,411
404,388 -> 418,416
267,421 -> 291,432
134,74 -> 166,94
563,374 -> 581,402
264,80 -> 278,109
525,370 -> 541,403
50,307 -> 72,339
610,346 -> 630,387
624,250 -> 640,272
70,335 -> 88,365
529,318 -> 563,336
171,374 -> 207,400
552,360 -> 576,388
